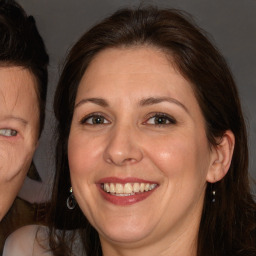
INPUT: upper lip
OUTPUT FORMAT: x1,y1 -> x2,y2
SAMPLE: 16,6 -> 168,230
97,177 -> 158,184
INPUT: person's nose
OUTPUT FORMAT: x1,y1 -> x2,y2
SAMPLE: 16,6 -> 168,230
103,123 -> 143,166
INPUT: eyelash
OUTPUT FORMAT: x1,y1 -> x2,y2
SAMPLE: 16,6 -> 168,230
144,113 -> 177,126
0,128 -> 18,137
80,112 -> 176,127
80,113 -> 110,125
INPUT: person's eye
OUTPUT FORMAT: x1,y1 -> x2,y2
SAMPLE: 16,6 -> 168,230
80,114 -> 110,125
0,128 -> 18,137
144,113 -> 176,126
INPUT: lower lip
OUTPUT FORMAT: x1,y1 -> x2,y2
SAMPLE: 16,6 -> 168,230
97,185 -> 157,206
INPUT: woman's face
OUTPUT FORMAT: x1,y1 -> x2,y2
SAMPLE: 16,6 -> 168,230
0,66 -> 39,220
68,47 -> 217,249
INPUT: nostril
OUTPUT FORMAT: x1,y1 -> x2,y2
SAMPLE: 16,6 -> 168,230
105,156 -> 139,165
106,158 -> 113,164
124,158 -> 137,163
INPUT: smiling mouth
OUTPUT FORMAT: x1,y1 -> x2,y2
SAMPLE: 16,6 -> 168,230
101,182 -> 158,196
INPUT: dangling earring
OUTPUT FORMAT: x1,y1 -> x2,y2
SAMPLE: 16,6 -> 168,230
67,187 -> 77,210
211,184 -> 216,203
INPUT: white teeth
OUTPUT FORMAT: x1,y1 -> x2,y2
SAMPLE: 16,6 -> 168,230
133,183 -> 140,193
116,183 -> 123,194
110,183 -> 115,193
124,183 -> 133,194
102,182 -> 157,195
150,184 -> 157,190
104,183 -> 110,193
145,183 -> 150,191
115,193 -> 135,197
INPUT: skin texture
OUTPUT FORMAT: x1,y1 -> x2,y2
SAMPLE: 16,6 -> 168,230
0,66 -> 39,221
68,47 -> 234,256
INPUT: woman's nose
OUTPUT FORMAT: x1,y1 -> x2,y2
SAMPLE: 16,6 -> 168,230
103,124 -> 143,166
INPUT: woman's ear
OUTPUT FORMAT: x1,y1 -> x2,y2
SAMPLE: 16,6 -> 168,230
206,130 -> 235,183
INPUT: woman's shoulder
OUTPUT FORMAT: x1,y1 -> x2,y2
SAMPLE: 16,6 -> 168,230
3,224 -> 52,256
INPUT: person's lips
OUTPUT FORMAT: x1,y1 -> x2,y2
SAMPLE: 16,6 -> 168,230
97,177 -> 159,205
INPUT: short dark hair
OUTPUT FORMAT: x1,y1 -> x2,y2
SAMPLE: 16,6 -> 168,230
0,0 -> 49,136
50,6 -> 256,256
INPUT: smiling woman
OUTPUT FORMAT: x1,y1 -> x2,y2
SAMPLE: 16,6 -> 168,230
44,6 -> 256,256
39,6 -> 256,256
68,46 -> 227,248
0,0 -> 48,223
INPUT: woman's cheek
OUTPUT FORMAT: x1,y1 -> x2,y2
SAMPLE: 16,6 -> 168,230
146,135 -> 192,176
68,133 -> 102,175
0,142 -> 32,181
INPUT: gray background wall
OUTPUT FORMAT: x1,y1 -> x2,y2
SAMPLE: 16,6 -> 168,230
16,0 -> 256,202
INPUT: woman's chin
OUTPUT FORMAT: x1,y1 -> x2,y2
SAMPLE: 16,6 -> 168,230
98,221 -> 154,245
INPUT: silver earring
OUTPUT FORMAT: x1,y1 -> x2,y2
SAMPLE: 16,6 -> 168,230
67,187 -> 77,210
211,184 -> 216,203
212,190 -> 216,203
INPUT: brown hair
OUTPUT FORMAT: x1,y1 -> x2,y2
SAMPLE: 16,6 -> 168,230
49,6 -> 256,256
0,0 -> 49,136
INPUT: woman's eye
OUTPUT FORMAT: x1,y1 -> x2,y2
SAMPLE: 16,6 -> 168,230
81,115 -> 109,125
145,114 -> 176,125
0,129 -> 18,137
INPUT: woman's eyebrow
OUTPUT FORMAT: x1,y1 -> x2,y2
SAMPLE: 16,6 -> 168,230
75,97 -> 189,113
75,98 -> 109,109
139,97 -> 189,113
1,115 -> 28,125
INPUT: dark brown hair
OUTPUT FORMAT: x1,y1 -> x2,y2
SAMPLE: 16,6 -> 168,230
0,0 -> 49,136
49,6 -> 256,256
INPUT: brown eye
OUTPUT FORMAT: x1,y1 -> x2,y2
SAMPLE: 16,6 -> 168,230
91,116 -> 105,124
81,114 -> 110,125
145,114 -> 176,125
154,116 -> 169,124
